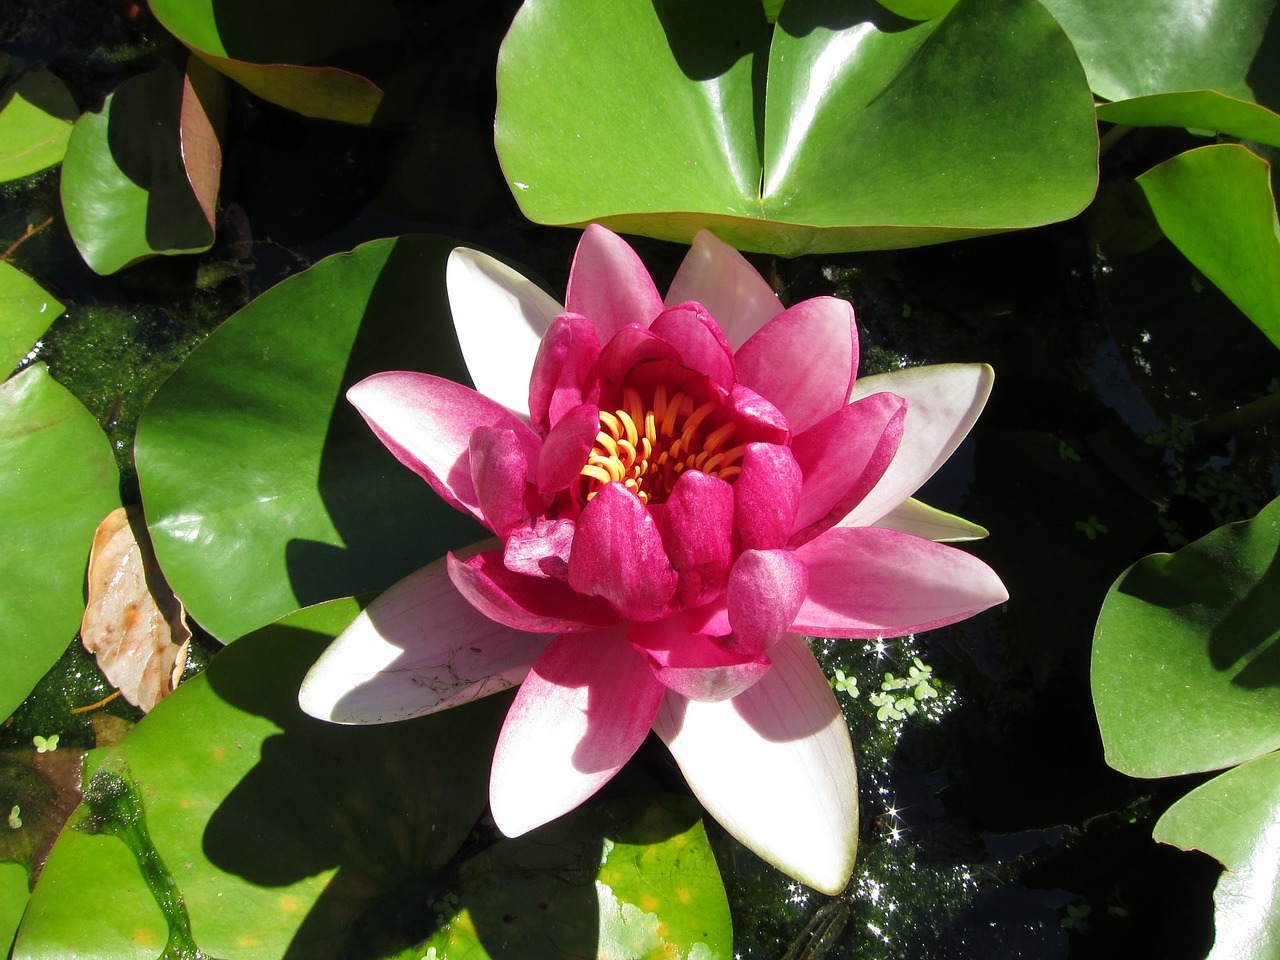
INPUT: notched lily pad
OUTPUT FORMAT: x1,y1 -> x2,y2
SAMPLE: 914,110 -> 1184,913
80,506 -> 191,714
0,66 -> 78,183
496,0 -> 1098,255
0,262 -> 63,373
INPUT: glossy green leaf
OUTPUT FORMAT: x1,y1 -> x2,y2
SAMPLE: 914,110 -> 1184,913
147,0 -> 396,124
1154,751 -> 1280,960
877,0 -> 962,16
0,67 -> 78,183
1137,144 -> 1280,351
135,234 -> 484,642
0,365 -> 118,721
1096,92 -> 1280,148
0,263 -> 63,373
423,794 -> 732,959
1093,496 -> 1280,779
495,0 -> 1098,256
60,59 -> 223,275
13,599 -> 509,960
1039,0 -> 1279,103
1,861 -> 28,958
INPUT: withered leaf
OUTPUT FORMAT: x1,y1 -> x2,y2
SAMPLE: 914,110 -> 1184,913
80,506 -> 191,712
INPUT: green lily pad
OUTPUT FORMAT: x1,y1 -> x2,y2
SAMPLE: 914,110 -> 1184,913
0,263 -> 63,373
423,794 -> 732,959
12,599 -> 509,960
495,0 -> 1098,255
134,234 -> 484,642
1039,0 -> 1279,104
1,860 -> 27,957
0,365 -> 118,722
1096,91 -> 1280,148
0,67 -> 78,183
60,58 -> 225,276
147,0 -> 396,124
1154,750 -> 1280,960
1137,144 -> 1280,351
1092,496 -> 1280,779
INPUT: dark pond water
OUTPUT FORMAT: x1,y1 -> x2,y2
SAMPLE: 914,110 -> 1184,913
4,1 -> 1278,957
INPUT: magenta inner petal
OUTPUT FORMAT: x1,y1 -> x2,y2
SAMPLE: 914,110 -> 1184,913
659,470 -> 735,608
503,517 -> 576,580
469,425 -> 533,538
537,401 -> 601,496
448,549 -> 619,633
564,223 -> 665,342
725,548 -> 809,655
631,618 -> 771,702
528,312 -> 602,436
734,442 -> 803,551
648,301 -> 736,390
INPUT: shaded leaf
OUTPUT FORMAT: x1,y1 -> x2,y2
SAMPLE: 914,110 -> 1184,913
423,794 -> 732,959
0,750 -> 87,886
1137,144 -> 1280,351
80,507 -> 191,714
0,67 -> 77,183
1154,751 -> 1280,960
1097,91 -> 1280,149
0,262 -> 63,373
147,0 -> 396,124
1039,0 -> 1279,104
495,0 -> 1098,255
135,234 -> 484,642
1093,496 -> 1280,779
0,365 -> 118,721
14,599 -> 508,960
60,58 -> 224,275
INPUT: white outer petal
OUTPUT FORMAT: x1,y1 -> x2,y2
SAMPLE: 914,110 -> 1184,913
299,548 -> 550,724
863,497 -> 990,542
654,634 -> 858,895
446,248 -> 563,419
665,230 -> 783,351
843,363 -> 994,528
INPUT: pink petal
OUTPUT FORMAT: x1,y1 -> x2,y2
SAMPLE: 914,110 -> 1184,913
648,301 -> 736,390
503,517 -> 576,579
792,526 -> 1009,638
653,634 -> 858,895
596,324 -> 680,386
843,363 -> 994,527
490,627 -> 666,836
659,470 -> 735,608
789,392 -> 907,544
665,230 -> 783,351
349,372 -> 541,524
729,383 -> 791,445
446,248 -> 563,420
528,313 -> 602,436
734,442 -> 802,551
630,617 -> 770,702
448,549 -> 619,633
567,482 -> 677,621
725,549 -> 808,655
299,549 -> 551,723
565,224 -> 664,342
536,401 -> 600,496
469,426 -> 534,538
734,297 -> 857,435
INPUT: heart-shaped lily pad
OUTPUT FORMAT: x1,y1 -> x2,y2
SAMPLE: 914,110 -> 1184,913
496,0 -> 1098,255
0,67 -> 78,183
0,365 -> 118,721
1093,495 -> 1280,778
135,234 -> 485,642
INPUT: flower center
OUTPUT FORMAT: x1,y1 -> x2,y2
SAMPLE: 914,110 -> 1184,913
579,384 -> 744,505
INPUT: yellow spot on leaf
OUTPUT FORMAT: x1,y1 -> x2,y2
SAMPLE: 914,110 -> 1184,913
640,894 -> 661,912
131,928 -> 157,947
212,746 -> 226,760
279,894 -> 303,913
676,887 -> 692,904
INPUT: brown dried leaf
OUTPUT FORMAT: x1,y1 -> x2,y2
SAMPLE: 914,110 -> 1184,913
80,506 -> 191,712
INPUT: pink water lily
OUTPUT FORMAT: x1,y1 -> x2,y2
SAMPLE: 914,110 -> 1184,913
299,225 -> 1007,894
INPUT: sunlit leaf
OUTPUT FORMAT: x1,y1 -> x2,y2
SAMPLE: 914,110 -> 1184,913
1154,751 -> 1280,960
1,861 -> 29,957
80,507 -> 191,713
496,0 -> 1098,255
13,599 -> 509,960
0,262 -> 62,373
1137,144 -> 1280,351
1097,91 -> 1280,148
1093,496 -> 1280,779
1039,0 -> 1279,104
60,58 -> 225,275
0,67 -> 77,183
135,235 -> 485,643
0,365 -> 118,721
147,0 -> 397,124
422,794 -> 733,959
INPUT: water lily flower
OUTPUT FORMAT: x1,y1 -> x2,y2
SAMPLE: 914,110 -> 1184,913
300,225 -> 1007,895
